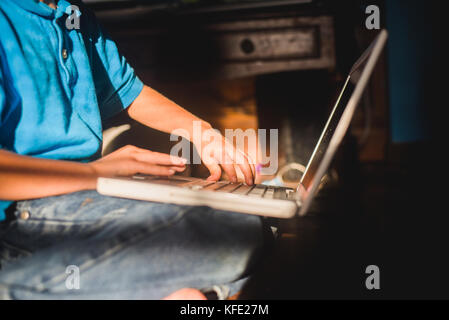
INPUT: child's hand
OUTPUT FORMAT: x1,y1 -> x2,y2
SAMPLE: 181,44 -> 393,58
193,129 -> 256,186
89,145 -> 186,178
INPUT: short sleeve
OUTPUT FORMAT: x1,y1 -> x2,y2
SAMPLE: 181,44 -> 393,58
81,7 -> 143,121
0,66 -> 5,131
0,45 -> 7,131
0,77 -> 5,150
0,40 -> 21,150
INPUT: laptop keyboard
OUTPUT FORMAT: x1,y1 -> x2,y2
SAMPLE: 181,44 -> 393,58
186,180 -> 295,200
131,175 -> 296,200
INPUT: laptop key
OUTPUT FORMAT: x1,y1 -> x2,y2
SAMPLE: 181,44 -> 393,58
231,185 -> 255,195
264,188 -> 275,199
248,185 -> 267,197
187,180 -> 215,190
286,189 -> 297,200
202,181 -> 230,191
216,183 -> 242,193
274,188 -> 288,200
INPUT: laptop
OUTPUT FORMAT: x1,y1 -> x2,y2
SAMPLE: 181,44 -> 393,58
97,30 -> 388,219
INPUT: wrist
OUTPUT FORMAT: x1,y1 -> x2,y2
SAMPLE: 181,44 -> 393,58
185,120 -> 212,144
83,163 -> 99,190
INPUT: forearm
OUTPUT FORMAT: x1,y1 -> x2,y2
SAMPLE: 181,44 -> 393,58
0,150 -> 96,201
127,85 -> 212,140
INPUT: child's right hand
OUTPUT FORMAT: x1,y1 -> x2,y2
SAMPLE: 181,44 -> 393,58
89,145 -> 186,178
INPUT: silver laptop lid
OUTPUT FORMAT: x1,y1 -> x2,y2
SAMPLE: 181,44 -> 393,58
297,30 -> 388,216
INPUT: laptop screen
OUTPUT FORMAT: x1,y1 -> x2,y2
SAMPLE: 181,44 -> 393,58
297,30 -> 387,214
299,75 -> 354,190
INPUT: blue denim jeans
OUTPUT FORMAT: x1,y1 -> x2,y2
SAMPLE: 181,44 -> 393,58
0,190 -> 265,299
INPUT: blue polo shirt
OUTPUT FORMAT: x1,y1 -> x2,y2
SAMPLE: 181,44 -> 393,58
0,0 -> 144,220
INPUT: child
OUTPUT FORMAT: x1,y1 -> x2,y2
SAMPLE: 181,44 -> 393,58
0,0 -> 261,299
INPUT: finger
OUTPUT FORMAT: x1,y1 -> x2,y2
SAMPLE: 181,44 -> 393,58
204,161 -> 222,181
242,151 -> 256,179
134,150 -> 187,166
237,163 -> 253,185
223,142 -> 254,185
249,162 -> 256,182
170,166 -> 186,172
234,151 -> 254,185
220,163 -> 238,183
134,162 -> 176,176
247,152 -> 257,175
221,152 -> 238,182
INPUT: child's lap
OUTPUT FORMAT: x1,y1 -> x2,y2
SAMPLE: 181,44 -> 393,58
0,190 -> 265,299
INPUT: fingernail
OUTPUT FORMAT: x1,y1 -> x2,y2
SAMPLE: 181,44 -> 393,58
169,169 -> 175,174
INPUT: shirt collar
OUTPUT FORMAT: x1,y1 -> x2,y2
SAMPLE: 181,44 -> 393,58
9,0 -> 74,19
